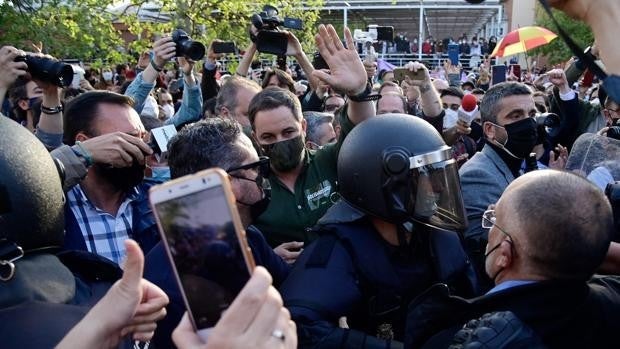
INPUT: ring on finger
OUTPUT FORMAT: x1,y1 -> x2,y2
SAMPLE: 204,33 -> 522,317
271,329 -> 285,342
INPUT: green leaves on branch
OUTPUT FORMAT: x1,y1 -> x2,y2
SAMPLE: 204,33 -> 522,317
531,7 -> 594,65
1,0 -> 325,65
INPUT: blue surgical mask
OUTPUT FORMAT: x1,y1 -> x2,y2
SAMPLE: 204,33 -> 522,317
150,166 -> 170,182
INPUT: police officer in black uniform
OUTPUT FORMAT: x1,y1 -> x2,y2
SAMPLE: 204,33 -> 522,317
281,114 -> 481,348
0,117 -> 131,348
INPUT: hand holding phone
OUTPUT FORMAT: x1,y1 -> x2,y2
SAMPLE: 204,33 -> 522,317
393,67 -> 426,82
150,169 -> 256,340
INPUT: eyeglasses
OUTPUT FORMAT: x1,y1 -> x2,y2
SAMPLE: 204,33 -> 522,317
226,156 -> 271,188
604,106 -> 620,115
482,209 -> 514,245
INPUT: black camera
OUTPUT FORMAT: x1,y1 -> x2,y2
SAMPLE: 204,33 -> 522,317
607,126 -> 620,140
250,5 -> 303,56
14,55 -> 74,87
535,112 -> 561,138
605,181 -> 620,241
172,29 -> 206,61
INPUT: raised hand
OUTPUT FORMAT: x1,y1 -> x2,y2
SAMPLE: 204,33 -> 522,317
312,25 -> 367,97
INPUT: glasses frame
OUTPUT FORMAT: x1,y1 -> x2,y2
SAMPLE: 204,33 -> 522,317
227,156 -> 270,178
482,209 -> 515,246
226,156 -> 271,191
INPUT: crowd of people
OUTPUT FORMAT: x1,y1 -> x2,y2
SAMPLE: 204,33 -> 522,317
2,0 -> 620,348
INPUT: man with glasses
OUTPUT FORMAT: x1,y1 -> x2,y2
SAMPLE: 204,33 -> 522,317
143,118 -> 290,348
406,170 -> 620,348
458,82 -> 539,288
603,95 -> 620,126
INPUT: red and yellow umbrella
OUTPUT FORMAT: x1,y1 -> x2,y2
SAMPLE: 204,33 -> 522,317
491,26 -> 557,58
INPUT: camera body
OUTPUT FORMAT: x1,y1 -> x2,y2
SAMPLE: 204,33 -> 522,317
607,126 -> 620,140
535,112 -> 561,138
250,5 -> 302,56
15,55 -> 74,87
605,181 -> 620,241
171,29 -> 206,61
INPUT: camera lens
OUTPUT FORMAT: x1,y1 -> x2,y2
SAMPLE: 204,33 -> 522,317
15,55 -> 74,87
172,29 -> 206,61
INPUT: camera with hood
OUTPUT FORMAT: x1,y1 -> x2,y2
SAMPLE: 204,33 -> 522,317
605,182 -> 620,241
14,55 -> 74,87
172,29 -> 206,61
250,5 -> 303,56
607,126 -> 620,140
534,112 -> 561,138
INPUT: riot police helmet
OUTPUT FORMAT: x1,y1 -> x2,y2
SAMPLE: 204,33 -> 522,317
0,117 -> 65,252
338,113 -> 467,231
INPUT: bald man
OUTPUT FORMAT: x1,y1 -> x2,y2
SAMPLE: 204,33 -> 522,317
406,170 -> 620,348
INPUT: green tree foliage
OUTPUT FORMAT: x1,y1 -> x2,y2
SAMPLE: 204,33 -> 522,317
531,7 -> 594,65
0,0 -> 126,63
0,0 -> 324,65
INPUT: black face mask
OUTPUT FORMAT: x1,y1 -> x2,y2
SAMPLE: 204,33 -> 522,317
93,163 -> 145,192
484,240 -> 505,282
497,118 -> 538,159
261,135 -> 305,172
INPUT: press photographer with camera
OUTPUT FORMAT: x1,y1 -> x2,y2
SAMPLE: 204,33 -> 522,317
236,6 -> 316,91
0,45 -> 69,145
125,30 -> 203,128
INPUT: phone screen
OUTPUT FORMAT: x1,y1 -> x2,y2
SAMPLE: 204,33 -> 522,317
492,65 -> 507,85
155,185 -> 251,330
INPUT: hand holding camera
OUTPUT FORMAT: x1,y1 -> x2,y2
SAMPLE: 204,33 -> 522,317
0,46 -> 28,91
152,36 -> 177,69
152,30 -> 205,70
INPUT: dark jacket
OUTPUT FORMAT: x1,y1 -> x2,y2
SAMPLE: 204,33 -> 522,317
0,251 -> 128,348
143,225 -> 290,349
405,276 -> 620,349
63,179 -> 161,257
281,201 -> 480,349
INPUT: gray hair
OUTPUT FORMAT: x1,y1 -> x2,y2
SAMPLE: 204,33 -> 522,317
480,82 -> 532,124
215,76 -> 261,115
167,118 -> 247,179
303,111 -> 334,144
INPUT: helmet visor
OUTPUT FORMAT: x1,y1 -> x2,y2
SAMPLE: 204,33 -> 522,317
410,158 -> 467,231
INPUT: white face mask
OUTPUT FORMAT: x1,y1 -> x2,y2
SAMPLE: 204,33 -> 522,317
141,95 -> 159,118
102,71 -> 113,81
444,109 -> 459,129
162,104 -> 175,118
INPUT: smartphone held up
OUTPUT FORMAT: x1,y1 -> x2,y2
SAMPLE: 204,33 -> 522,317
149,169 -> 255,339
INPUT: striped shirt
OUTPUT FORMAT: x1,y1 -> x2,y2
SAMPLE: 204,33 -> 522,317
67,184 -> 139,265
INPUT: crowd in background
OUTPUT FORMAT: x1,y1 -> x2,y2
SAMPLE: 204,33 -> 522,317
2,0 -> 620,348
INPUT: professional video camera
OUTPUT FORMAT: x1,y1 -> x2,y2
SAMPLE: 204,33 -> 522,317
172,29 -> 206,61
250,5 -> 303,56
607,126 -> 620,140
14,55 -> 74,87
534,112 -> 561,138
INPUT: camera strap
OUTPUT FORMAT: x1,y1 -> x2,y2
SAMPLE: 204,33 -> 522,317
537,0 -> 607,80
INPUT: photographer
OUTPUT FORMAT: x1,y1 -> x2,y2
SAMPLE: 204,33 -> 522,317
237,26 -> 316,91
125,32 -> 203,128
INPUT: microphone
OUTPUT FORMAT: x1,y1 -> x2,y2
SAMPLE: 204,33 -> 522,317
458,94 -> 479,124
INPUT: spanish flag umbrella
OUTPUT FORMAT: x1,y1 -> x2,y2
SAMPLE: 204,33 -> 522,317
491,26 -> 558,58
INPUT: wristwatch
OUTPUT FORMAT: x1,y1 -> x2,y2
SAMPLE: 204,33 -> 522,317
347,82 -> 381,102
